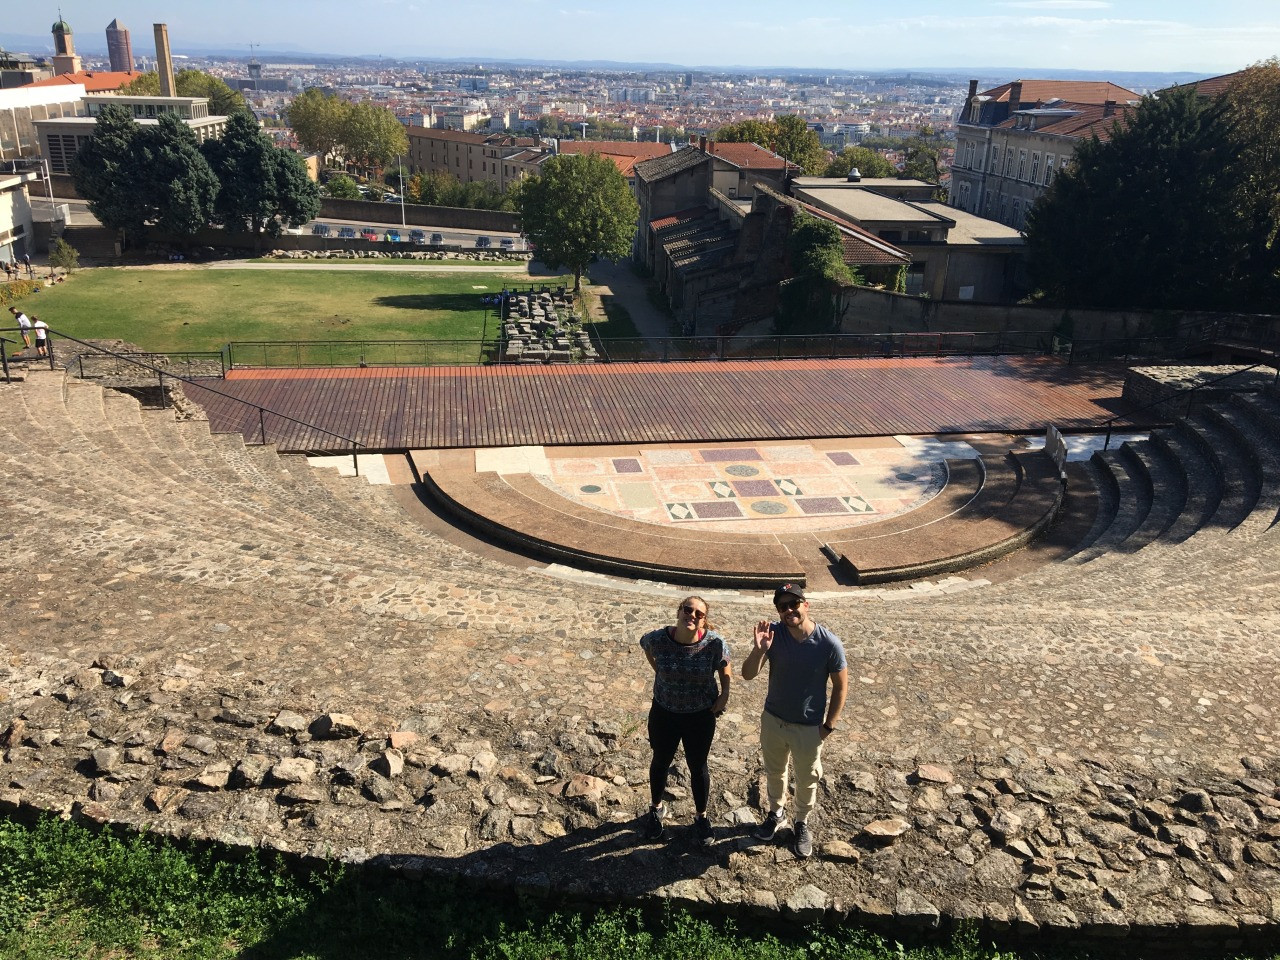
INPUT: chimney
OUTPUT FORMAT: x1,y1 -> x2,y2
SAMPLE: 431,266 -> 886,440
698,135 -> 707,153
967,79 -> 978,107
153,23 -> 175,97
1103,100 -> 1116,117
1008,81 -> 1023,112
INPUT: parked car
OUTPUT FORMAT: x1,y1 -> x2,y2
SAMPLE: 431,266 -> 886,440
429,232 -> 444,245
384,229 -> 402,243
337,226 -> 357,240
409,229 -> 426,245
384,193 -> 402,203
311,224 -> 331,237
499,237 -> 516,249
475,236 -> 492,249
359,227 -> 378,241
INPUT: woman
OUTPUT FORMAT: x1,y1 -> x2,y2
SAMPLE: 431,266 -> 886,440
639,595 -> 731,846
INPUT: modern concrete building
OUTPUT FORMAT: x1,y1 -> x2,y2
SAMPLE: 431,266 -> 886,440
105,19 -> 134,73
0,171 -> 37,261
0,84 -> 86,164
35,96 -> 229,174
793,177 -> 1027,302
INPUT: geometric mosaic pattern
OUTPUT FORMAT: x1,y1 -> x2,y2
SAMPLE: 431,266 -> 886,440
534,439 -> 961,533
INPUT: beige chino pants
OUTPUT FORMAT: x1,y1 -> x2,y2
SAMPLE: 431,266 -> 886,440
759,710 -> 823,823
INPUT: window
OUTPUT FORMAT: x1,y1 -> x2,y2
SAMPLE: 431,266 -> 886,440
1044,154 -> 1056,184
963,142 -> 974,168
1030,152 -> 1040,184
1004,148 -> 1014,177
999,195 -> 1008,223
1017,150 -> 1027,180
984,189 -> 993,214
958,182 -> 971,211
1012,200 -> 1021,226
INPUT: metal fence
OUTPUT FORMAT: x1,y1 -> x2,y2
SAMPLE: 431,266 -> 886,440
227,339 -> 501,368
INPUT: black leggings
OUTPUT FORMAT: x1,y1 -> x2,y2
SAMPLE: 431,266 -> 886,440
647,702 -> 717,813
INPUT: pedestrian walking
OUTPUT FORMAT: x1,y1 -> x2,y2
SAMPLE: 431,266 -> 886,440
741,583 -> 848,859
639,595 -> 732,846
22,254 -> 32,278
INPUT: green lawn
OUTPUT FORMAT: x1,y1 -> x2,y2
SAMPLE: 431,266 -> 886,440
21,266 -> 568,354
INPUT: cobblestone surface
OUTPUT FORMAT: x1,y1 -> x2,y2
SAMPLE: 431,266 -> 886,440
2,370 -> 1280,948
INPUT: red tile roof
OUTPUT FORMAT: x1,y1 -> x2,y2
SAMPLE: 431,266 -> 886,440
28,70 -> 143,91
1179,70 -> 1249,98
793,200 -> 912,266
979,79 -> 1140,106
556,140 -> 672,160
650,207 -> 708,231
1000,101 -> 1135,142
706,141 -> 788,170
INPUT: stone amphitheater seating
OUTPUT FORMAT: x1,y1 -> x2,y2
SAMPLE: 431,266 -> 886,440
3,368 -> 1280,945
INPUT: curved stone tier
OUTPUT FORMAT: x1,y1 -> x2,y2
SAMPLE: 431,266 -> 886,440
1,370 -> 1279,950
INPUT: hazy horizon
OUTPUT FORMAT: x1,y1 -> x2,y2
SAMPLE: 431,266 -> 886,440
4,1 -> 1276,74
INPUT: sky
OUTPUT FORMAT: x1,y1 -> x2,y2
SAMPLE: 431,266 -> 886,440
4,0 -> 1277,73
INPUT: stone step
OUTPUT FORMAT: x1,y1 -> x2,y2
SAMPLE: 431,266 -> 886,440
833,451 -> 1063,585
1108,438 -> 1184,554
1067,445 -> 1151,564
1148,422 -> 1220,546
1184,408 -> 1258,534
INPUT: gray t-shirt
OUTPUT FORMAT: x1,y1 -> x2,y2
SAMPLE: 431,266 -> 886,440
763,621 -> 846,725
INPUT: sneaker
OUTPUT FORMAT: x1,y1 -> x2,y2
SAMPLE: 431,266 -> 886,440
794,820 -> 813,859
643,806 -> 665,841
754,810 -> 788,842
692,815 -> 714,847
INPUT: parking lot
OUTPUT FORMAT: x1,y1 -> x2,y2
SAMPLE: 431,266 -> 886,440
305,216 -> 526,250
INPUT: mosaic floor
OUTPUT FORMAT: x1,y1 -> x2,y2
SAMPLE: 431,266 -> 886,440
470,436 -> 981,534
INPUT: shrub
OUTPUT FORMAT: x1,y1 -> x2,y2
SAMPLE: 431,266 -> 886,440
49,237 -> 80,275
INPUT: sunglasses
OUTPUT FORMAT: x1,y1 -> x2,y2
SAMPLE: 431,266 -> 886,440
679,605 -> 707,620
776,599 -> 804,612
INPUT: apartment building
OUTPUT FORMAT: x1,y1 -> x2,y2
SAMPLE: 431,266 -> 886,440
405,127 -> 538,191
950,79 -> 1139,229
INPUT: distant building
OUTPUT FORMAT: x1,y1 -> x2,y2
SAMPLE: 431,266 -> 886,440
950,79 -> 1140,229
105,19 -> 134,73
50,19 -> 82,77
0,84 -> 85,164
554,140 -> 673,191
0,51 -> 54,90
406,127 -> 538,191
0,171 -> 37,261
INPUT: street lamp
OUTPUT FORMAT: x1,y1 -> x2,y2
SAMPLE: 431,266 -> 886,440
398,154 -> 406,228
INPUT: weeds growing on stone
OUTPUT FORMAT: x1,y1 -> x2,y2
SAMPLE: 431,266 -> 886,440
1,816 -> 1275,960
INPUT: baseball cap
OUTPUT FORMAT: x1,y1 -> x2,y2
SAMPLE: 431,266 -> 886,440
773,583 -> 806,604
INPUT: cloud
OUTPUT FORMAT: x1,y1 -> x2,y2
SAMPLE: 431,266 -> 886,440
997,1 -> 1111,8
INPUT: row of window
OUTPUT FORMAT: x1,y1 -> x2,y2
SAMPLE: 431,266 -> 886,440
953,182 -> 1030,229
957,140 -> 1069,187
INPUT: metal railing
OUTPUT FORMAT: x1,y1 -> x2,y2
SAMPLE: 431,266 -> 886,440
228,339 -> 501,368
1102,360 -> 1280,449
70,350 -> 227,379
43,330 -> 366,473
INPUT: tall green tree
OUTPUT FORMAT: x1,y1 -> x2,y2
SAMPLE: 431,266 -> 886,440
288,88 -> 351,166
1025,85 -> 1247,310
1224,59 -> 1280,310
121,69 -> 246,115
342,102 -> 409,176
823,146 -> 894,179
515,152 -> 639,292
136,114 -> 220,239
203,112 -> 321,249
900,137 -> 942,183
71,103 -> 146,237
324,173 -> 362,199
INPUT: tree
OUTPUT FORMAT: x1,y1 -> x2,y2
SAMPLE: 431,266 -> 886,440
714,116 -> 826,174
823,146 -> 894,179
777,213 -> 858,333
1025,85 -> 1248,310
121,69 -> 246,115
48,237 -> 79,274
1224,59 -> 1280,310
900,137 -> 942,183
136,114 -> 220,239
72,103 -> 146,238
341,102 -> 408,177
74,107 -> 219,244
287,88 -> 350,166
515,152 -> 639,292
324,173 -> 361,200
203,112 -> 320,250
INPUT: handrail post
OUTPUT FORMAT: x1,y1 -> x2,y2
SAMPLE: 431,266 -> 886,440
1,342 -> 10,384
352,442 -> 359,477
158,371 -> 167,408
1103,422 -> 1113,450
47,337 -> 55,370
78,354 -> 84,378
259,407 -> 267,444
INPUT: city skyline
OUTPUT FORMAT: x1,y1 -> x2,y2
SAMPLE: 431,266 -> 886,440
2,0 -> 1276,73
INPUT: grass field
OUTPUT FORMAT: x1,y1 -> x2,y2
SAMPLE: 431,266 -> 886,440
0,814 -> 1120,960
15,266 -> 591,355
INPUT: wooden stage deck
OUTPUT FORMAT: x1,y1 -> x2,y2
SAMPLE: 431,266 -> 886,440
186,356 -> 1136,451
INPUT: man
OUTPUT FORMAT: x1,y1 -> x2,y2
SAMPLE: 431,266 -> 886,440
741,583 -> 847,858
32,317 -> 48,358
9,306 -> 32,351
